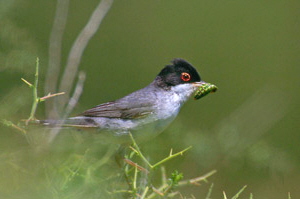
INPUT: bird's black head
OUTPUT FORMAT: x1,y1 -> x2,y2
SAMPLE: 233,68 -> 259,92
155,58 -> 201,88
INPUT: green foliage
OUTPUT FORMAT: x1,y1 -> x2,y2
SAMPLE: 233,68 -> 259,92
169,170 -> 183,187
116,133 -> 217,198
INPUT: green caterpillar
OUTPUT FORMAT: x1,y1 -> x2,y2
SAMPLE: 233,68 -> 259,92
194,83 -> 218,100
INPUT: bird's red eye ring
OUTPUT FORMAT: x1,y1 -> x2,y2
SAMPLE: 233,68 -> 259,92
181,72 -> 191,82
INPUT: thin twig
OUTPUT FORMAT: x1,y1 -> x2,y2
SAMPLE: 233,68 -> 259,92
129,133 -> 152,168
57,0 -> 114,111
151,187 -> 164,196
40,92 -> 65,101
250,193 -> 253,199
133,165 -> 138,190
21,78 -> 33,87
151,146 -> 192,169
47,71 -> 86,143
64,71 -> 86,117
123,159 -> 149,174
205,183 -> 214,199
2,119 -> 27,135
140,186 -> 149,199
147,170 -> 216,199
178,170 -> 217,186
231,185 -> 247,199
223,191 -> 228,199
129,133 -> 192,169
45,0 -> 70,119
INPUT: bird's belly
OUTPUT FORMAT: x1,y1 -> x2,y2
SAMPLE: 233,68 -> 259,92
87,110 -> 177,143
130,102 -> 181,140
128,114 -> 177,142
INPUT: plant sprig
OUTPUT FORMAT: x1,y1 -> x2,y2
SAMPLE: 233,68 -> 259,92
118,133 -> 217,198
128,132 -> 192,169
21,57 -> 64,124
1,119 -> 27,134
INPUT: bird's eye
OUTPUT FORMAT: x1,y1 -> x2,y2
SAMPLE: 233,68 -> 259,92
181,72 -> 191,82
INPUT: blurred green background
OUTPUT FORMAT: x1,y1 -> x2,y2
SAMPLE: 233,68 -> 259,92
1,0 -> 300,198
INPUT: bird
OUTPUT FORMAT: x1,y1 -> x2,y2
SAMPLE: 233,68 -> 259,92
40,58 -> 209,143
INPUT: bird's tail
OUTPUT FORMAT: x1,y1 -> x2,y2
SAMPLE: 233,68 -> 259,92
32,117 -> 98,129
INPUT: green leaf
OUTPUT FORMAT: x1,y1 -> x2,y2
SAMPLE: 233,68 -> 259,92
169,170 -> 183,186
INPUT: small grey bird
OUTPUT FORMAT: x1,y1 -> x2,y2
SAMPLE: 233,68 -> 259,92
41,58 -> 208,142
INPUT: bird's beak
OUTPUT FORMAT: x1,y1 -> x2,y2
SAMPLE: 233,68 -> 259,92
192,81 -> 207,88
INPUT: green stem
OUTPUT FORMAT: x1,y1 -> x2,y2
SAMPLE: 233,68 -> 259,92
133,166 -> 137,191
129,133 -> 192,170
151,146 -> 192,169
129,133 -> 152,168
26,57 -> 40,123
231,185 -> 247,199
178,170 -> 217,186
205,183 -> 214,199
140,186 -> 149,199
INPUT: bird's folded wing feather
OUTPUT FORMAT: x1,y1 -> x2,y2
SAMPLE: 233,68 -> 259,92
78,101 -> 154,119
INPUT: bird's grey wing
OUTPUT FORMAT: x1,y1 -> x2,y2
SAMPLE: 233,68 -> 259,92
78,101 -> 154,119
79,85 -> 158,119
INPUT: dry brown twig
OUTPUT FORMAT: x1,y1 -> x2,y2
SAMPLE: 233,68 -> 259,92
57,0 -> 114,112
45,0 -> 70,119
43,0 -> 114,142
